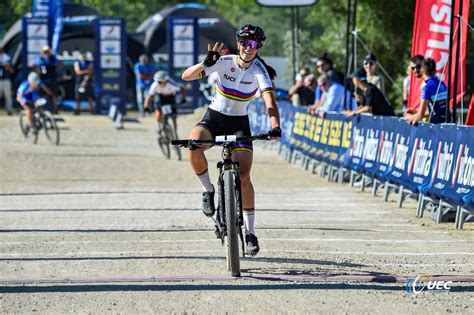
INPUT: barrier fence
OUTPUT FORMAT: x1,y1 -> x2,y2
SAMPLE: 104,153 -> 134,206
248,101 -> 474,229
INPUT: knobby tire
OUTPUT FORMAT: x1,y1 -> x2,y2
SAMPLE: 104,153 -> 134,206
223,170 -> 240,277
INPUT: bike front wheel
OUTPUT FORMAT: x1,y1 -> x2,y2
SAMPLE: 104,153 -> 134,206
42,111 -> 60,145
223,170 -> 240,277
19,110 -> 38,144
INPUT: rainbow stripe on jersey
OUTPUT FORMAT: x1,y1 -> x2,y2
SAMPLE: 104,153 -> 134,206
216,81 -> 258,102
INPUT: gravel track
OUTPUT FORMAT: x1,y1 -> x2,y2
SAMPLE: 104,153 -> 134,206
0,111 -> 473,314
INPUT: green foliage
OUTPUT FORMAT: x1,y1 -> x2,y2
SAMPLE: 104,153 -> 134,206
3,0 -> 471,105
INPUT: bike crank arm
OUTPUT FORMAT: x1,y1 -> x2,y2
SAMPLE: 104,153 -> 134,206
211,216 -> 225,245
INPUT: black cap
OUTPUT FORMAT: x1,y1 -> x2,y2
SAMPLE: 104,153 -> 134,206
364,53 -> 377,62
351,67 -> 367,81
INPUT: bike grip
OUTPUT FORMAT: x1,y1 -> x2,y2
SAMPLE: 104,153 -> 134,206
171,140 -> 189,146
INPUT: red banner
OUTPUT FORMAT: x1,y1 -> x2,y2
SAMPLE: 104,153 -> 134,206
408,0 -> 470,111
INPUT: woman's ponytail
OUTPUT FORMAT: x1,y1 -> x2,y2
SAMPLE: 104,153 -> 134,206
256,55 -> 277,80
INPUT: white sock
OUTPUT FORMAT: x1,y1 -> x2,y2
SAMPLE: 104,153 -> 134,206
197,170 -> 213,192
243,208 -> 255,235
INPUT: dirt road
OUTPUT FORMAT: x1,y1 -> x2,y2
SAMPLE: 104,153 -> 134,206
0,111 -> 473,314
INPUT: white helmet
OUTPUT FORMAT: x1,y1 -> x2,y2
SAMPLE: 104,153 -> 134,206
154,70 -> 169,82
28,72 -> 40,85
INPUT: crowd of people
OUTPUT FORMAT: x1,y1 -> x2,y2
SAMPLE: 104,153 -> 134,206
287,52 -> 448,125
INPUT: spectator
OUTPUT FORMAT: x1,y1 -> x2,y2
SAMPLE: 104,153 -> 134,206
410,54 -> 425,80
309,74 -> 354,117
74,52 -> 95,115
294,66 -> 311,84
0,48 -> 14,115
289,74 -> 316,106
363,53 -> 385,94
315,54 -> 344,84
404,57 -> 448,124
32,45 -> 60,113
313,54 -> 345,110
134,54 -> 154,116
345,71 -> 395,117
402,64 -> 411,111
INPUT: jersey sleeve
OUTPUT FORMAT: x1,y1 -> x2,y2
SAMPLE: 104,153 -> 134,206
148,82 -> 158,96
169,83 -> 181,94
420,83 -> 430,101
202,56 -> 229,78
254,61 -> 274,96
17,82 -> 27,97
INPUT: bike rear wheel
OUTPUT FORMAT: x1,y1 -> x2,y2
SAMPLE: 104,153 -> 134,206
223,170 -> 240,277
19,110 -> 38,144
170,125 -> 181,161
157,124 -> 172,159
42,111 -> 60,145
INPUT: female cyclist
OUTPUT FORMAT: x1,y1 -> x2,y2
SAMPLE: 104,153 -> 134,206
181,24 -> 281,256
144,70 -> 186,134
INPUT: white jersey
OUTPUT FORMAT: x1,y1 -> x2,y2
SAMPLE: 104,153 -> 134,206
148,81 -> 180,97
201,55 -> 274,116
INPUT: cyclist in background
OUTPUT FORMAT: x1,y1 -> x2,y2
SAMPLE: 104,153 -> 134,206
16,72 -> 55,134
144,70 -> 186,134
181,24 -> 281,256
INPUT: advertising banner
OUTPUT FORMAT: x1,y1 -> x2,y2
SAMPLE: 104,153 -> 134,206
409,0 -> 471,110
94,18 -> 126,114
449,126 -> 474,209
168,17 -> 199,107
22,17 -> 50,78
248,101 -> 472,207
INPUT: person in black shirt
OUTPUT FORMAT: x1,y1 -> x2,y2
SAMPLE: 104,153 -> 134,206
288,74 -> 316,106
345,77 -> 395,117
32,46 -> 61,113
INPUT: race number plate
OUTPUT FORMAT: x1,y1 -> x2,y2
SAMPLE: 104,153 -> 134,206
215,135 -> 237,143
161,105 -> 172,115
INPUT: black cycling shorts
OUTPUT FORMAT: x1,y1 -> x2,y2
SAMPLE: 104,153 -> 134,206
195,108 -> 253,153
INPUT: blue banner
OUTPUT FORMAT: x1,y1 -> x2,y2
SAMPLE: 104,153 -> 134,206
168,17 -> 199,108
32,0 -> 63,54
94,18 -> 127,114
22,17 -> 50,79
50,0 -> 64,54
248,100 -> 473,208
448,126 -> 474,209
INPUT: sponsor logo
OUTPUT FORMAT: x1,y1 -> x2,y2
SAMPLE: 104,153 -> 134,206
362,128 -> 380,163
351,127 -> 365,159
224,74 -> 236,82
255,61 -> 269,79
452,145 -> 474,187
406,275 -> 452,295
408,138 -> 433,177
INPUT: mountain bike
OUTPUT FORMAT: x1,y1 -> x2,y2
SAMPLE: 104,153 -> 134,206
19,98 -> 60,145
157,104 -> 181,160
172,133 -> 269,277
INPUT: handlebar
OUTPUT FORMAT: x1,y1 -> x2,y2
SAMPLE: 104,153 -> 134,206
171,133 -> 270,148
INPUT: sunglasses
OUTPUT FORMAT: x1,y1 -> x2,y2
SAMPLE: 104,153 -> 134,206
363,61 -> 375,66
316,63 -> 325,68
158,80 -> 167,84
239,38 -> 263,49
411,64 -> 421,71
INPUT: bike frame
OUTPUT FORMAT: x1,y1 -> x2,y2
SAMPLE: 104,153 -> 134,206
172,134 -> 269,255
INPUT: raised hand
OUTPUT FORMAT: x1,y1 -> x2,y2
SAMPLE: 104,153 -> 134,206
203,42 -> 224,67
